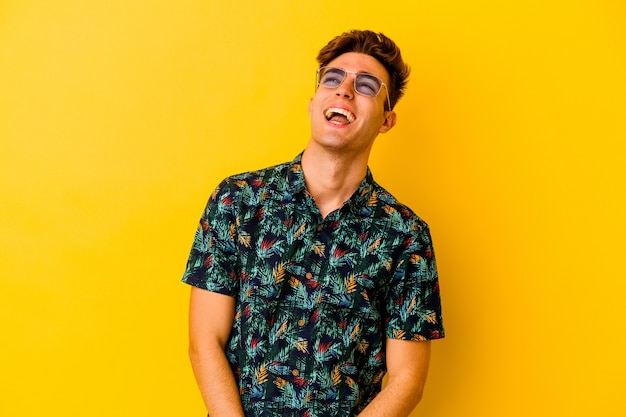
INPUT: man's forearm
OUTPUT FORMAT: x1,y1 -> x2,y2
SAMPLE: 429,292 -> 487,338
358,339 -> 431,417
189,344 -> 245,417
357,375 -> 424,417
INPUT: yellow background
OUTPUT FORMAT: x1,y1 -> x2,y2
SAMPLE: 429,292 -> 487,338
1,1 -> 625,416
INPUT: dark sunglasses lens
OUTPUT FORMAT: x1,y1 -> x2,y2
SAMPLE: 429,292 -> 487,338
355,74 -> 382,97
319,68 -> 346,88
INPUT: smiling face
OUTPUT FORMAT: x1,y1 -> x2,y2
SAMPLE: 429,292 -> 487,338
308,52 -> 397,158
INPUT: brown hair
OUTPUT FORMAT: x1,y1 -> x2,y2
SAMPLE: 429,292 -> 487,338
316,30 -> 410,110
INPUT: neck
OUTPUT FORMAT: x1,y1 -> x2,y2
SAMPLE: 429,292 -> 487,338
300,145 -> 370,218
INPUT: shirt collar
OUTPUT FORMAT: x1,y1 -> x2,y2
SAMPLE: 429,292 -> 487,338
284,152 -> 307,194
348,167 -> 377,216
284,152 -> 377,216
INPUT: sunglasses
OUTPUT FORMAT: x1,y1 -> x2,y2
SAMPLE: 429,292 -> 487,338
316,66 -> 392,111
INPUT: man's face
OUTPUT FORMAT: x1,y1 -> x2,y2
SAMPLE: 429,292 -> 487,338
308,52 -> 396,156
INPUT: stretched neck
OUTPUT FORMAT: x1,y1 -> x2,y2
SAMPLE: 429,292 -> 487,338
300,146 -> 370,218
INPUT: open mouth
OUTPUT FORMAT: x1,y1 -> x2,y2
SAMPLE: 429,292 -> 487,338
324,107 -> 355,124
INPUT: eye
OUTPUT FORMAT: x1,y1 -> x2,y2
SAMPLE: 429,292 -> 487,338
319,68 -> 345,88
355,74 -> 381,96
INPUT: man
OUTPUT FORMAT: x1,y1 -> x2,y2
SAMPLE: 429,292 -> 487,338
182,30 -> 444,417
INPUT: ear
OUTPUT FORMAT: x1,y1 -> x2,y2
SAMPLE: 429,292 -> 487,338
378,111 -> 397,133
308,98 -> 313,115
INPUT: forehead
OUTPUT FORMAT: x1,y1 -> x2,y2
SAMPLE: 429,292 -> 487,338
326,52 -> 390,84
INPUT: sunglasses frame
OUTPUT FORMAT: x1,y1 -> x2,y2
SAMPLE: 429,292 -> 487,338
316,66 -> 392,111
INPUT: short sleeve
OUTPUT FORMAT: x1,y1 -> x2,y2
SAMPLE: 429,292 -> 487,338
384,221 -> 444,341
181,179 -> 240,296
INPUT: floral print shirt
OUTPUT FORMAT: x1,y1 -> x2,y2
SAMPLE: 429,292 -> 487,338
182,153 -> 444,417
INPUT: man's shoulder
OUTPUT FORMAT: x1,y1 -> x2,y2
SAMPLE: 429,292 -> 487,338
232,161 -> 288,180
210,159 -> 294,201
371,181 -> 430,231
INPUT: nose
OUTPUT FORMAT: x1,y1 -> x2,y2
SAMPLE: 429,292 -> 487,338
336,74 -> 355,100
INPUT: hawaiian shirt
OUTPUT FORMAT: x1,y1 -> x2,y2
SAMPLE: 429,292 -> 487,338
182,153 -> 444,417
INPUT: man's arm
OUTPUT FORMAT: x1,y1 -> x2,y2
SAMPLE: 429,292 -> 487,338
188,287 -> 245,417
358,339 -> 431,417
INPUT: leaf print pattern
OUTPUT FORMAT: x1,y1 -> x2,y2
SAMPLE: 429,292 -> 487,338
182,153 -> 444,417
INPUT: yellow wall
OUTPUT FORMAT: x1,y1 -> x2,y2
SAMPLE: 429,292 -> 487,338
1,1 -> 624,416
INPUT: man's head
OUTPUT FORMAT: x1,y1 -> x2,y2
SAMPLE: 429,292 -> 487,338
316,30 -> 410,111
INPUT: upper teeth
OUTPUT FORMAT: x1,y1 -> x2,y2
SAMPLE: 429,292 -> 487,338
325,107 -> 355,123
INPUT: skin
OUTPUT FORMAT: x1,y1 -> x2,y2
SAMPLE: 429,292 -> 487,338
188,52 -> 431,417
303,52 -> 396,217
357,339 -> 431,417
188,288 -> 244,417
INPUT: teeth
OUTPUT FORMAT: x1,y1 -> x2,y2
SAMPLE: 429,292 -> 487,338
325,107 -> 355,123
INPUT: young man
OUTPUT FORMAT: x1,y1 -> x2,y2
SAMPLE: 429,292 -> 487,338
182,30 -> 444,417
